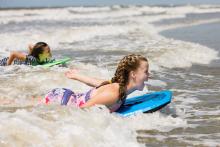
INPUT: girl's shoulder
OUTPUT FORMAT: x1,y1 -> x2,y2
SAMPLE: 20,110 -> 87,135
99,83 -> 120,96
110,83 -> 120,89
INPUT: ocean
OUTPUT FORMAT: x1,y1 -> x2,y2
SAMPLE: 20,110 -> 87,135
0,4 -> 220,146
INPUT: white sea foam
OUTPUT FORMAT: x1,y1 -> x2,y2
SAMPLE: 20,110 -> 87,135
0,5 -> 219,146
1,5 -> 219,70
0,105 -> 187,146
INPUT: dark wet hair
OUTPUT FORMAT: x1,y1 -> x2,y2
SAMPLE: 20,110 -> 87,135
29,42 -> 49,63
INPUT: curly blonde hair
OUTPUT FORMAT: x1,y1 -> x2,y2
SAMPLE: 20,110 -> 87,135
98,54 -> 148,101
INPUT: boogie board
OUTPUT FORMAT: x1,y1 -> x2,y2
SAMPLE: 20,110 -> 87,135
42,57 -> 71,67
116,90 -> 172,117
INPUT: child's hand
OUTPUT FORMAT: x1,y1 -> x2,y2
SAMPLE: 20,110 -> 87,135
65,69 -> 80,79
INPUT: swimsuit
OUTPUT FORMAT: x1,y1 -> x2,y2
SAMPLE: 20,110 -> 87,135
0,55 -> 38,66
43,88 -> 94,107
43,88 -> 125,112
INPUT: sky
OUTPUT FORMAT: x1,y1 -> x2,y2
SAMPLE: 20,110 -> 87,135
1,0 -> 220,8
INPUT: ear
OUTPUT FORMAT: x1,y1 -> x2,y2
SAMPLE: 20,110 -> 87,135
130,70 -> 136,79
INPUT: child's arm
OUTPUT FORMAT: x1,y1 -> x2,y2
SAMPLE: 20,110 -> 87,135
65,69 -> 106,87
7,51 -> 26,65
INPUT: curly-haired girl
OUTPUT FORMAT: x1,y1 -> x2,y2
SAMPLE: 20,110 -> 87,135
44,54 -> 149,112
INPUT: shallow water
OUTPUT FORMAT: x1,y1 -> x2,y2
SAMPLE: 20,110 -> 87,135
0,5 -> 220,146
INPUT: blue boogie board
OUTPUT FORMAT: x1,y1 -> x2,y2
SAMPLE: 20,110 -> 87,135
116,90 -> 172,117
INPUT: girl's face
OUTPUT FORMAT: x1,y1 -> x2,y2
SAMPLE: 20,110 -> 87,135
39,46 -> 51,62
132,60 -> 149,91
43,46 -> 51,57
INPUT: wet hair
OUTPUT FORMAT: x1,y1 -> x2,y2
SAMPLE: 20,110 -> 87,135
98,54 -> 148,101
29,42 -> 50,63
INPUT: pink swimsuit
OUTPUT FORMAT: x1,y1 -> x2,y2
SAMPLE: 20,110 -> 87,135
44,88 -> 93,107
44,88 -> 124,112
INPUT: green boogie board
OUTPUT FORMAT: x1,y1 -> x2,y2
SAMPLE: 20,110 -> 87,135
42,57 -> 71,67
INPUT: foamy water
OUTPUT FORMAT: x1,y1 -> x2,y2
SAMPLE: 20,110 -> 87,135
0,5 -> 220,146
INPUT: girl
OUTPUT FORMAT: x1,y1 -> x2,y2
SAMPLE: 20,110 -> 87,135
0,42 -> 52,66
44,54 -> 149,112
